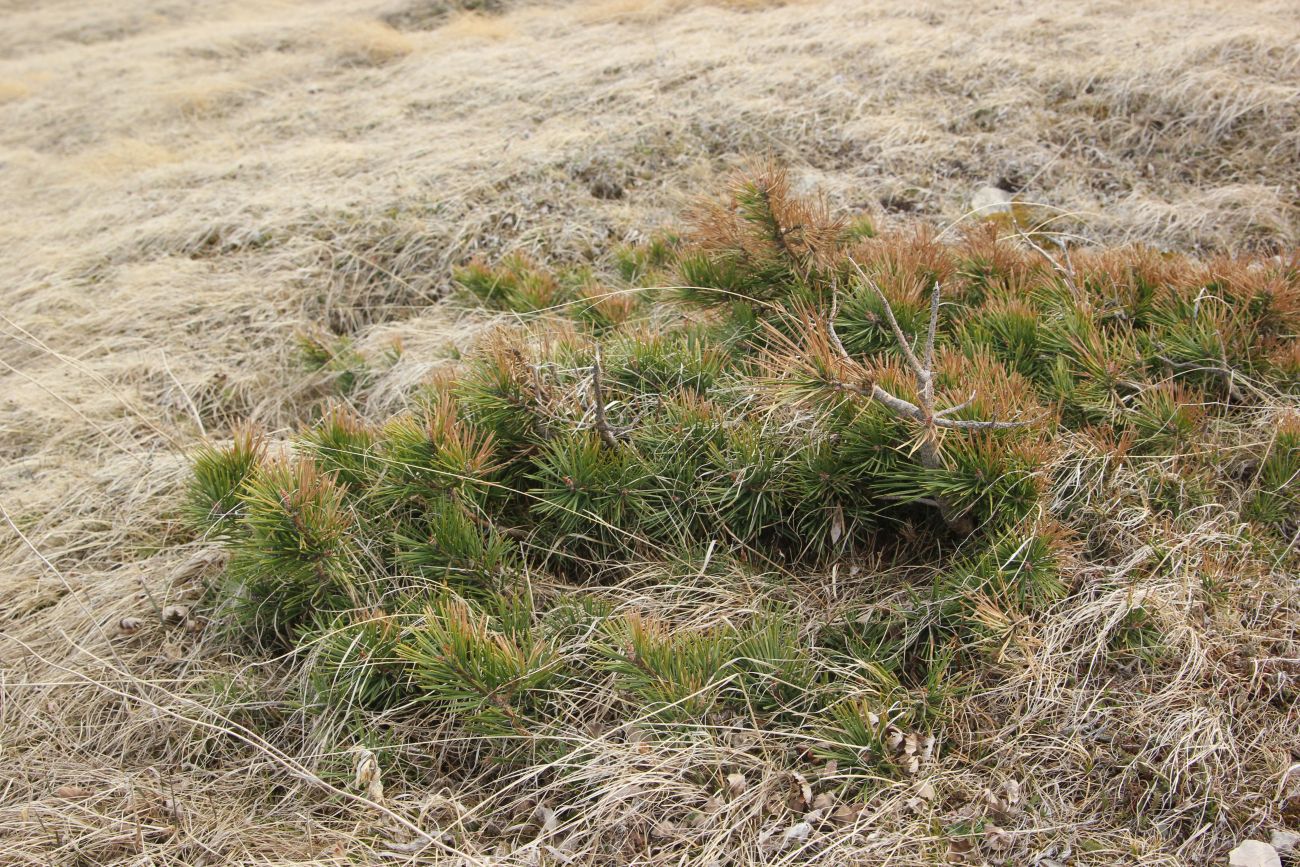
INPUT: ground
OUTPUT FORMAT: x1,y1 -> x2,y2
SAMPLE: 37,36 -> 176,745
1,0 -> 1298,864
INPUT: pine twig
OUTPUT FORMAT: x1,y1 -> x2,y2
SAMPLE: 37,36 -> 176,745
1155,353 -> 1249,403
591,346 -> 621,449
1014,223 -> 1082,304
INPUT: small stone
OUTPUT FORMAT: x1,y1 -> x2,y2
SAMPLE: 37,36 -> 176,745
1228,840 -> 1281,867
970,185 -> 1013,216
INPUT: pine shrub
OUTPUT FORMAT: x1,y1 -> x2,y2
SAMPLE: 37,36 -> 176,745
184,161 -> 1299,803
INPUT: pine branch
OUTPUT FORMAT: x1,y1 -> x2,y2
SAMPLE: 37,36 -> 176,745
829,260 -> 1043,532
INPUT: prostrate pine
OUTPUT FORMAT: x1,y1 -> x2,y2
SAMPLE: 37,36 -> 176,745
182,162 -> 1300,824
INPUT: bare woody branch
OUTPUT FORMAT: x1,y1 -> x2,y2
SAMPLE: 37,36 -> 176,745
924,279 -> 941,373
590,345 -> 621,449
821,260 -> 1044,532
829,265 -> 1039,433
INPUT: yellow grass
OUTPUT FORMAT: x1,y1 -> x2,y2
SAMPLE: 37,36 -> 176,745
0,79 -> 29,103
1,0 -> 1298,863
70,137 -> 179,179
327,18 -> 417,64
438,11 -> 518,41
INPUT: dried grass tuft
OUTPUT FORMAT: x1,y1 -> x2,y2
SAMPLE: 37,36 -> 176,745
327,19 -> 417,65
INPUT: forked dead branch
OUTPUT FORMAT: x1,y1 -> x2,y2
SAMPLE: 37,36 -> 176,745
822,262 -> 1040,533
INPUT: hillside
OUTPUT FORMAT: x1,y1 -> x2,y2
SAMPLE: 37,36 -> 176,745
2,1 -> 1298,864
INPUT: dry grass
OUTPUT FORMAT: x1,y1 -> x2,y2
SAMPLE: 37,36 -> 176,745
0,79 -> 29,103
326,19 -> 417,65
1,0 -> 1298,863
438,12 -> 518,41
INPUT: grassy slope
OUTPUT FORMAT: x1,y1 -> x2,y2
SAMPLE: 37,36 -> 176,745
1,0 -> 1297,864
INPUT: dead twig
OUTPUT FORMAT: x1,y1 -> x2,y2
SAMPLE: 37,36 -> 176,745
1014,223 -> 1082,305
590,345 -> 621,449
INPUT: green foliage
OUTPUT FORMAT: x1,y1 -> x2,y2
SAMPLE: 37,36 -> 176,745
454,338 -> 551,452
298,405 -> 379,490
1128,383 -> 1204,454
958,298 -> 1044,381
835,277 -> 935,358
303,609 -> 415,710
296,330 -> 371,394
378,395 -> 501,509
393,496 -> 518,595
528,431 -> 640,549
728,611 -> 820,716
945,522 -> 1068,611
185,427 -> 263,538
225,459 -> 357,638
453,254 -> 572,314
1245,415 -> 1300,529
1108,605 -> 1167,667
596,609 -> 822,724
813,652 -> 957,778
597,613 -> 735,722
606,326 -> 734,395
397,596 -> 558,736
815,698 -> 907,776
840,214 -> 877,243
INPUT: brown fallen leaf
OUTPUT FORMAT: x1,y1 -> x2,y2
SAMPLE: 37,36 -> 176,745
984,824 -> 1012,849
1002,778 -> 1021,812
785,771 -> 812,811
947,836 -> 976,863
831,803 -> 864,824
352,747 -> 384,804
